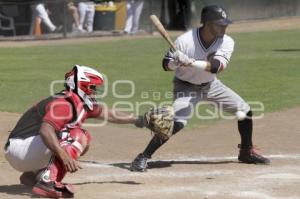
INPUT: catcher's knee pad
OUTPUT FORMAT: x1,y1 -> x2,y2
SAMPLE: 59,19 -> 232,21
37,156 -> 67,183
59,127 -> 91,158
37,128 -> 92,184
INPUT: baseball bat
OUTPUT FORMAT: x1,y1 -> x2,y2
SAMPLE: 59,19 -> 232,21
150,15 -> 177,51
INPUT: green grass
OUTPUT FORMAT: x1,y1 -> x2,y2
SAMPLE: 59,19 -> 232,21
0,29 -> 299,128
223,30 -> 300,112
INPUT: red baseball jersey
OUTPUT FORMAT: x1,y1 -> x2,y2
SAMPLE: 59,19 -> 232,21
8,91 -> 101,140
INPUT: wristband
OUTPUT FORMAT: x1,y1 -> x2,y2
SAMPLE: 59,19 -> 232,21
191,60 -> 208,70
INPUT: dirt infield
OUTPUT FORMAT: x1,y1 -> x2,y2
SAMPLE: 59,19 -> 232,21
1,106 -> 300,199
1,17 -> 300,198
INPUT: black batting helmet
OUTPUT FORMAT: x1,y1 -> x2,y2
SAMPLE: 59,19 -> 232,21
201,5 -> 232,26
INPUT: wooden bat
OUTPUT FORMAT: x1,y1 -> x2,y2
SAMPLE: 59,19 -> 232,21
150,15 -> 177,51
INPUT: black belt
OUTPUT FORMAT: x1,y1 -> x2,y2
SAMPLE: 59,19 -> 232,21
175,77 -> 210,88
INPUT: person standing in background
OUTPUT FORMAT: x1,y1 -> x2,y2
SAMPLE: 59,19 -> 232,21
67,1 -> 84,32
124,0 -> 144,35
78,0 -> 96,33
167,0 -> 192,30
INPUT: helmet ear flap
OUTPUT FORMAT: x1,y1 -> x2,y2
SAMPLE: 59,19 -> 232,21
65,75 -> 76,90
65,66 -> 78,91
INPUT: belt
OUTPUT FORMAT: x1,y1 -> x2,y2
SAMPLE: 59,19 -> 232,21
175,77 -> 210,88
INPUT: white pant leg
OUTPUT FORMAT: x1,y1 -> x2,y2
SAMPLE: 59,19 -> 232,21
5,136 -> 52,172
35,3 -> 56,32
78,2 -> 88,30
173,96 -> 197,126
172,78 -> 206,126
206,79 -> 250,115
124,2 -> 133,33
85,3 -> 95,32
131,1 -> 144,33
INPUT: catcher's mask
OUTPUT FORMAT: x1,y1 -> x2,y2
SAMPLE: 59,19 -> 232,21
201,5 -> 231,26
65,65 -> 104,110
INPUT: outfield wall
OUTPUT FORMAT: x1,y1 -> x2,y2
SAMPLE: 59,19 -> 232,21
0,0 -> 300,38
141,0 -> 300,31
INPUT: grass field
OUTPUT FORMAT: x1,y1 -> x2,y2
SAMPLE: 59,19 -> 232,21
0,29 -> 299,127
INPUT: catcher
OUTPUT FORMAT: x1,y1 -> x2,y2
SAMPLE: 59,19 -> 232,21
4,65 -> 141,198
131,5 -> 270,172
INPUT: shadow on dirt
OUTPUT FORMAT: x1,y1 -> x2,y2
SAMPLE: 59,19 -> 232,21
73,180 -> 142,185
147,160 -> 236,169
0,182 -> 142,197
0,184 -> 32,197
112,160 -> 236,170
80,159 -> 236,171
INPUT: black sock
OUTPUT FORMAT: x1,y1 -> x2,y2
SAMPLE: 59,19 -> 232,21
142,135 -> 167,158
142,121 -> 185,158
172,121 -> 185,135
238,110 -> 253,149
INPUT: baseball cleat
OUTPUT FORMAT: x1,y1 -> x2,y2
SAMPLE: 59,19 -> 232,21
32,181 -> 63,198
130,153 -> 148,172
238,145 -> 270,164
20,172 -> 38,187
32,180 -> 74,198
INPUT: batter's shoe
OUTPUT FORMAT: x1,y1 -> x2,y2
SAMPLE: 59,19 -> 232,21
130,153 -> 148,172
238,145 -> 270,164
20,172 -> 37,187
32,180 -> 74,198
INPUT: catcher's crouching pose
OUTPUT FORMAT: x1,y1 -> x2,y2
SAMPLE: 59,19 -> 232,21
132,5 -> 270,172
4,65 -> 140,198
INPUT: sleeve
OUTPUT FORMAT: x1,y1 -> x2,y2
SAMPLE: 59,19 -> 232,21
87,104 -> 102,118
43,99 -> 73,131
214,36 -> 234,69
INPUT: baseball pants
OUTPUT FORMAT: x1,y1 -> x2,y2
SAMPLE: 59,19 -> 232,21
5,135 -> 52,172
124,0 -> 144,33
173,78 -> 250,126
78,2 -> 95,32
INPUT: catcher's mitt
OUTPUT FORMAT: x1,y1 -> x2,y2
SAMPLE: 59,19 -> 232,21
144,106 -> 174,140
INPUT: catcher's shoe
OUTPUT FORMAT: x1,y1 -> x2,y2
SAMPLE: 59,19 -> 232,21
20,172 -> 38,187
32,180 -> 74,198
130,153 -> 148,172
32,180 -> 63,198
238,145 -> 270,164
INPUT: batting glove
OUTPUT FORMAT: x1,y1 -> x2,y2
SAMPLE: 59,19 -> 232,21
174,50 -> 195,66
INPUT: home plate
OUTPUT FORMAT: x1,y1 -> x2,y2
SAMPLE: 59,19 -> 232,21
257,173 -> 300,179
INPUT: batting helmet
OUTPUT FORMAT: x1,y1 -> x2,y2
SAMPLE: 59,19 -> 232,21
201,5 -> 232,26
65,65 -> 104,110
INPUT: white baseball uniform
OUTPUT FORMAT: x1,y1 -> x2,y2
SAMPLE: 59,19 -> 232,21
29,3 -> 56,34
166,27 -> 250,126
78,1 -> 95,33
124,0 -> 144,34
